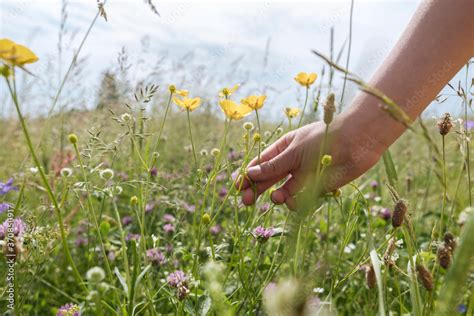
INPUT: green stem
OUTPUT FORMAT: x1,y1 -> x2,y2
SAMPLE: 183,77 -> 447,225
187,109 -> 198,170
5,76 -> 86,292
440,135 -> 447,235
151,92 -> 173,160
297,86 -> 309,128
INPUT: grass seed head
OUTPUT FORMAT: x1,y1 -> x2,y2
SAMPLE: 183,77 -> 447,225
443,232 -> 457,252
323,93 -> 336,125
437,113 -> 453,136
437,246 -> 451,269
416,264 -> 434,291
392,199 -> 408,228
365,265 -> 376,289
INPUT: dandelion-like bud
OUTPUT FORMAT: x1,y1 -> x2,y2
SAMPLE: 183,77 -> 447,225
365,265 -> 376,289
202,213 -> 211,225
416,264 -> 434,291
68,133 -> 78,144
243,122 -> 254,131
437,246 -> 451,269
0,65 -> 11,78
60,168 -> 73,178
392,199 -> 408,228
264,131 -> 271,138
437,113 -> 453,136
323,93 -> 336,125
200,149 -> 208,156
121,113 -> 131,122
276,127 -> 283,134
321,154 -> 332,166
168,84 -> 176,94
253,133 -> 261,143
130,196 -> 138,205
210,148 -> 220,157
86,266 -> 105,283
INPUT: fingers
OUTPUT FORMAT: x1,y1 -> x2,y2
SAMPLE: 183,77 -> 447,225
241,173 -> 288,206
271,172 -> 306,211
235,133 -> 294,190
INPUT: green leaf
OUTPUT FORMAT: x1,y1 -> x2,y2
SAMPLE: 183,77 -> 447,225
382,149 -> 398,187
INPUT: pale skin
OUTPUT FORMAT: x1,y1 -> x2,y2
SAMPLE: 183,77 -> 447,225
238,0 -> 474,210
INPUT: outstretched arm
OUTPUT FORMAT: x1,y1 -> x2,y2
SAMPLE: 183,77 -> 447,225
238,0 -> 474,209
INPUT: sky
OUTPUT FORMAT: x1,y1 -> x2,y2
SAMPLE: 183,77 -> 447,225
0,0 -> 470,118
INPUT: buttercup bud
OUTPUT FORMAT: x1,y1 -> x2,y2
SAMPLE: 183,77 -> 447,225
68,133 -> 78,144
130,196 -> 138,205
321,154 -> 332,166
168,84 -> 176,94
202,213 -> 211,225
253,133 -> 261,143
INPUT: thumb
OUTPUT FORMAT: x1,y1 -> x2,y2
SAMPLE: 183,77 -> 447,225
246,147 -> 292,182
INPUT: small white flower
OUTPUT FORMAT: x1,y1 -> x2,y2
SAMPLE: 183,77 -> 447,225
243,122 -> 254,131
86,266 -> 105,283
276,127 -> 283,134
344,243 -> 356,254
313,287 -> 324,294
264,131 -> 271,138
395,239 -> 404,248
200,149 -> 208,156
29,167 -> 38,174
60,167 -> 73,177
210,148 -> 220,157
100,168 -> 114,180
121,113 -> 131,122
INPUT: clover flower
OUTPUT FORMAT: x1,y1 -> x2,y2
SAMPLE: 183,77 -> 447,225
163,214 -> 175,223
0,38 -> 38,66
146,248 -> 166,266
0,217 -> 27,239
56,303 -> 81,316
145,202 -> 155,213
294,72 -> 317,87
253,226 -> 274,242
163,223 -> 175,234
126,233 -> 141,241
167,270 -> 187,287
122,216 -> 133,226
210,224 -> 222,235
0,178 -> 18,195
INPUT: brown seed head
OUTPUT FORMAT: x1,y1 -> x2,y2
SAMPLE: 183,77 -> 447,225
392,199 -> 408,228
437,113 -> 453,136
416,264 -> 434,291
323,93 -> 336,125
365,265 -> 376,289
443,232 -> 457,253
437,246 -> 451,269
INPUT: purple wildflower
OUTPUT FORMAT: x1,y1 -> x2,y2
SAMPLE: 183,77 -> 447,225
163,223 -> 175,234
150,167 -> 158,178
218,187 -> 228,199
146,248 -> 166,266
165,243 -> 174,254
74,237 -> 88,247
0,202 -> 10,214
0,178 -> 18,195
259,203 -> 270,213
253,226 -> 274,242
210,224 -> 222,235
126,233 -> 141,241
167,270 -> 187,287
145,202 -> 155,213
56,303 -> 81,316
370,180 -> 378,190
0,218 -> 27,239
163,214 -> 175,223
122,216 -> 133,226
108,250 -> 116,261
182,202 -> 195,213
380,208 -> 391,221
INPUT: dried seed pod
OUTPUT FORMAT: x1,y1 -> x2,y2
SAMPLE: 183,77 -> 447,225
437,113 -> 453,136
365,265 -> 376,289
323,93 -> 336,125
392,199 -> 408,228
416,264 -> 434,291
443,232 -> 457,252
437,246 -> 451,269
383,237 -> 397,267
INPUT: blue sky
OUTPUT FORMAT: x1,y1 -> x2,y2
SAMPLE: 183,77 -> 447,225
0,0 -> 470,118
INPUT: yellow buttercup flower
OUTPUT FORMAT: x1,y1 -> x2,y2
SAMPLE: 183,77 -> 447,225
294,72 -> 317,88
168,84 -> 188,97
173,96 -> 201,112
219,99 -> 252,120
241,95 -> 266,110
0,38 -> 38,66
219,84 -> 240,98
284,107 -> 301,118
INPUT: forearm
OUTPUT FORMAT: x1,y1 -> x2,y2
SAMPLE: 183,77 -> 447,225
341,0 -> 473,153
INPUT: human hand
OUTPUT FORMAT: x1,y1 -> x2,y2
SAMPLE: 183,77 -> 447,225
236,118 -> 383,210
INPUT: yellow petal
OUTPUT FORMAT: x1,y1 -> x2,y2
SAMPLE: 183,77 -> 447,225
229,84 -> 240,94
307,73 -> 317,85
176,89 -> 189,97
0,39 -> 38,65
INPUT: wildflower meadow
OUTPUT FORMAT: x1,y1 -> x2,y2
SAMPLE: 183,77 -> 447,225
1,1 -> 474,315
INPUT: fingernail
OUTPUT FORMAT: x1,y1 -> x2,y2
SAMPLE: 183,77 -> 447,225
247,166 -> 262,178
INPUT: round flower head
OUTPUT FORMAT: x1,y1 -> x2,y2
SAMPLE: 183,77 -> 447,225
99,168 -> 114,180
437,112 -> 454,136
202,213 -> 211,225
241,95 -> 266,110
146,248 -> 166,266
167,270 -> 187,287
0,38 -> 38,66
168,84 -> 188,96
60,168 -> 73,177
253,226 -> 274,242
200,149 -> 208,156
284,107 -> 301,119
321,154 -> 332,166
219,99 -> 252,120
276,127 -> 284,134
173,96 -> 201,111
121,113 -> 131,122
68,133 -> 78,144
253,133 -> 261,143
243,122 -> 254,131
86,266 -> 105,283
210,148 -> 220,157
219,84 -> 240,98
294,72 -> 317,87
56,303 -> 81,316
